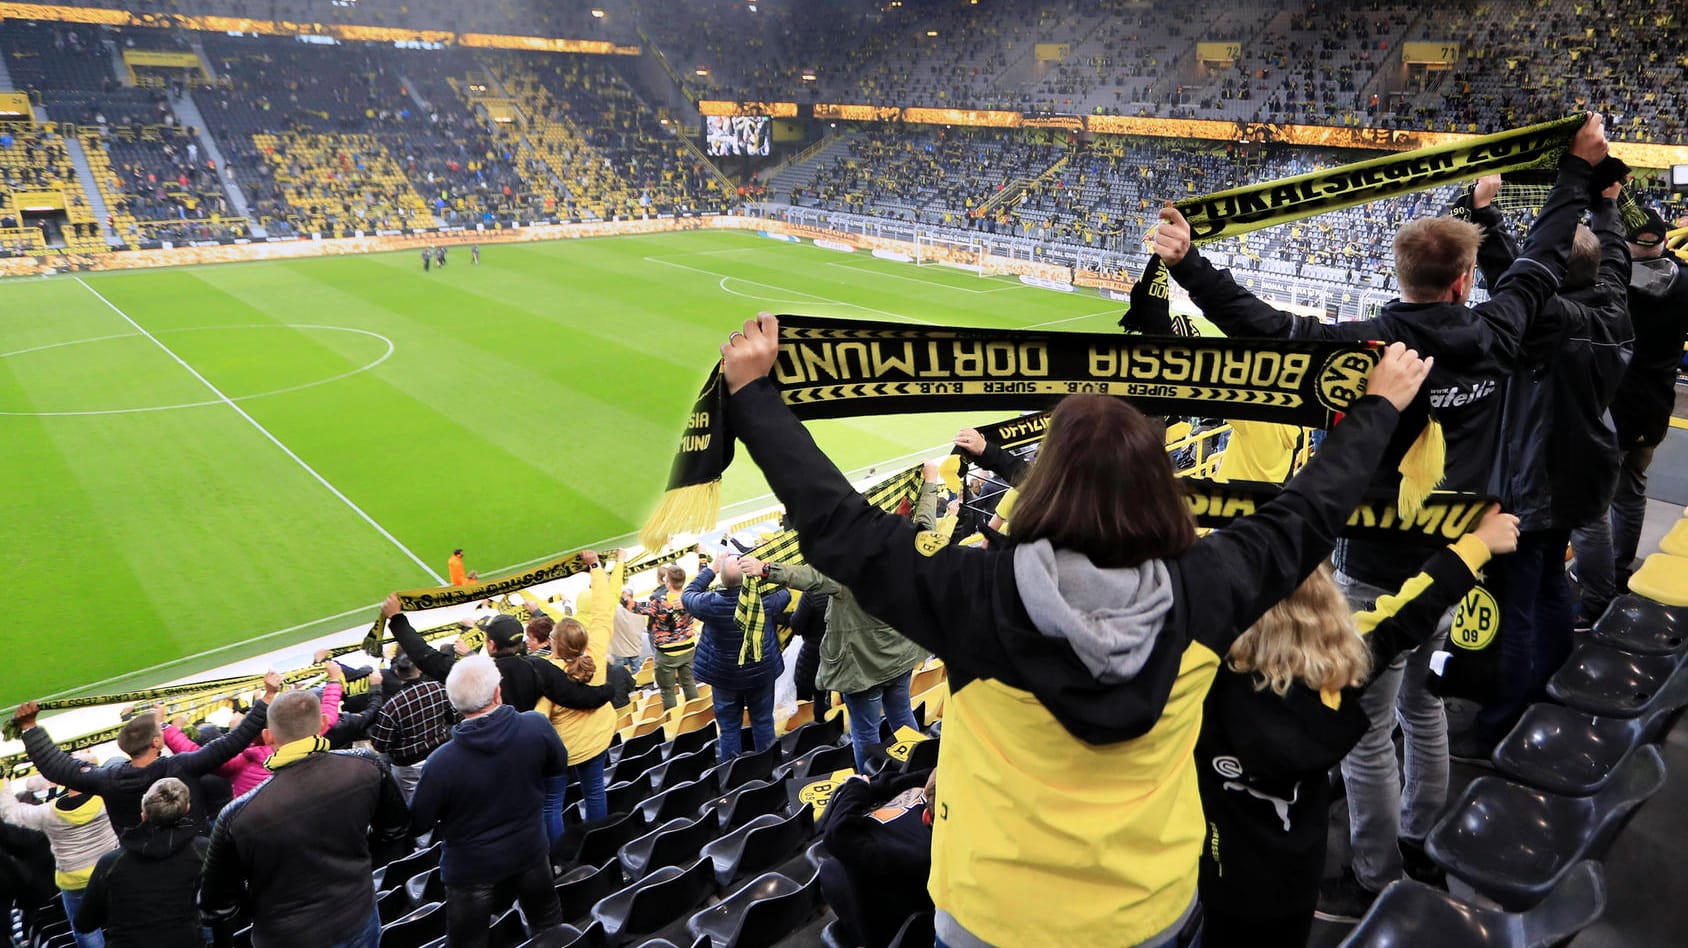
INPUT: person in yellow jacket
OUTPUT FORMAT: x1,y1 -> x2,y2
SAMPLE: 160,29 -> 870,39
536,549 -> 621,839
1,762 -> 118,948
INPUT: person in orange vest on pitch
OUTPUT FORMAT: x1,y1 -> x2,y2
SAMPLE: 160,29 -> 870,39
448,549 -> 477,586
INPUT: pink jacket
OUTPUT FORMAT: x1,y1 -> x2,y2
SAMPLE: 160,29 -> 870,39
162,683 -> 342,797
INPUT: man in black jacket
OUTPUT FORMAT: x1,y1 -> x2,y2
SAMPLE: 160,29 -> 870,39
198,689 -> 410,948
74,777 -> 206,948
1150,113 -> 1609,919
1456,175 -> 1633,755
381,596 -> 615,715
1601,206 -> 1688,590
12,673 -> 279,837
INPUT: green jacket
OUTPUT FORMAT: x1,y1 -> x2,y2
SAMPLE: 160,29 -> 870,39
766,481 -> 942,695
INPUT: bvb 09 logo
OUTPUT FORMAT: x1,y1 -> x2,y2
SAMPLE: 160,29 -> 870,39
1315,350 -> 1381,412
1451,586 -> 1499,651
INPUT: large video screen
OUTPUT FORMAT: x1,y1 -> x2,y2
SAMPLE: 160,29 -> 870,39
706,115 -> 770,156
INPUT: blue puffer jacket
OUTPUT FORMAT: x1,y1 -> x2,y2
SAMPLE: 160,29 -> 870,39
684,567 -> 791,691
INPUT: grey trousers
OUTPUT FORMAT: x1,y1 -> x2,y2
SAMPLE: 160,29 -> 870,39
392,759 -> 427,805
1336,572 -> 1452,892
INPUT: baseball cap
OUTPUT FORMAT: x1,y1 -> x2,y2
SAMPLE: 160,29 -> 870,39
476,613 -> 525,652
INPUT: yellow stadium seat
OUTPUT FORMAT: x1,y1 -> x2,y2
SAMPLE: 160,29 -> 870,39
673,706 -> 715,738
1659,520 -> 1688,558
1628,553 -> 1688,608
628,717 -> 664,740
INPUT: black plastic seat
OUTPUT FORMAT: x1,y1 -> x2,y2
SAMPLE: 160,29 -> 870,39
373,841 -> 442,891
555,811 -> 647,873
670,722 -> 719,759
603,773 -> 654,816
639,777 -> 721,825
609,743 -> 667,786
555,861 -> 625,925
820,918 -> 854,948
1425,744 -> 1665,910
1491,702 -> 1663,795
711,777 -> 792,832
903,737 -> 940,774
886,911 -> 934,948
619,815 -> 723,879
687,872 -> 820,948
1545,643 -> 1682,718
380,901 -> 446,948
517,921 -> 599,948
403,865 -> 445,908
776,743 -> 856,783
1591,594 -> 1687,656
719,743 -> 781,791
780,717 -> 844,758
590,858 -> 715,943
376,885 -> 414,925
651,748 -> 716,792
1343,860 -> 1606,947
701,806 -> 816,887
487,905 -> 528,948
613,726 -> 669,764
804,840 -> 829,874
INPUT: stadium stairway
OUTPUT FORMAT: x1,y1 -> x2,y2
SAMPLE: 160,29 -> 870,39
189,38 -> 219,82
103,38 -> 130,88
764,135 -> 855,201
62,136 -> 121,245
0,39 -> 13,91
397,74 -> 434,115
173,89 -> 261,235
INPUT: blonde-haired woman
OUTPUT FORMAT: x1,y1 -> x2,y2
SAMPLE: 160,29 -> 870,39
1194,505 -> 1519,947
537,550 -> 622,839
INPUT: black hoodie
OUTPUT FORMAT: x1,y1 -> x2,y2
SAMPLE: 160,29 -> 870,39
1468,194 -> 1633,529
1195,539 -> 1486,921
1169,154 -> 1592,585
1612,247 -> 1688,448
75,819 -> 208,948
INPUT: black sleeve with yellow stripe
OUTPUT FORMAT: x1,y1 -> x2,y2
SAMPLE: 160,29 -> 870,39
1356,534 -> 1490,664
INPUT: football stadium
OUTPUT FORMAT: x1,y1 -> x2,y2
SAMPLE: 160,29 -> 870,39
1,1 -> 1686,946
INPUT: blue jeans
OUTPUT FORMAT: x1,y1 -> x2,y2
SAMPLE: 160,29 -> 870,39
842,672 -> 918,771
60,888 -> 104,948
574,752 -> 608,823
712,683 -> 776,761
544,752 -> 608,842
327,908 -> 381,948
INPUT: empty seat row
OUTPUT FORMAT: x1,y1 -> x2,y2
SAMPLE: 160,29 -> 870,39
1343,595 -> 1687,945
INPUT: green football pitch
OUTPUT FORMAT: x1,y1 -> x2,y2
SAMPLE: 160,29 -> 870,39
0,228 -> 1128,706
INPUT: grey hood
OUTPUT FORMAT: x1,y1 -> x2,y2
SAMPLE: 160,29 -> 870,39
1012,538 -> 1174,685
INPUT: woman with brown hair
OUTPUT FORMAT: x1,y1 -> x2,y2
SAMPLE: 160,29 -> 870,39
536,550 -> 620,838
717,314 -> 1431,948
1196,504 -> 1518,947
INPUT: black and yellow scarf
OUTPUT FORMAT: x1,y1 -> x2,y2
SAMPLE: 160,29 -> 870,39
643,316 -> 1382,548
